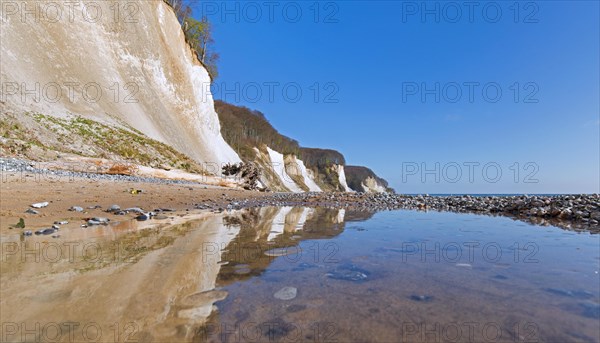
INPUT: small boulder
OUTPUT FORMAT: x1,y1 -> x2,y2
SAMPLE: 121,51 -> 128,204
274,287 -> 297,300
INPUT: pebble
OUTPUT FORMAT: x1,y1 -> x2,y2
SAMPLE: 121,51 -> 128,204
54,221 -> 68,225
274,287 -> 297,300
23,230 -> 32,236
544,288 -> 594,300
107,205 -> 121,212
34,228 -> 56,235
409,295 -> 434,302
25,209 -> 39,214
69,206 -> 84,212
31,202 -> 49,208
234,266 -> 252,275
125,208 -> 144,213
136,213 -> 149,221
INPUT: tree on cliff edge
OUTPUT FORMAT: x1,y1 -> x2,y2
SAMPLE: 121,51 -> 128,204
184,16 -> 219,78
165,0 -> 220,78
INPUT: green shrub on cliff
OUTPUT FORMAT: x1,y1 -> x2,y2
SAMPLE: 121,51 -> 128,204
163,0 -> 219,79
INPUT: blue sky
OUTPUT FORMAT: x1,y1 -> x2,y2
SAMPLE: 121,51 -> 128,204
191,1 -> 599,194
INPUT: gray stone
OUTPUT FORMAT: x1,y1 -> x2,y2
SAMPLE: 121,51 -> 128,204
125,208 -> 144,213
274,287 -> 297,300
107,205 -> 121,212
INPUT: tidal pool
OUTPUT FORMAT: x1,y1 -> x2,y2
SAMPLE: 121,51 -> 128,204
1,208 -> 598,342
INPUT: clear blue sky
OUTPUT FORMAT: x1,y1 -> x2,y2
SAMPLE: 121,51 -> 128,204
191,1 -> 599,194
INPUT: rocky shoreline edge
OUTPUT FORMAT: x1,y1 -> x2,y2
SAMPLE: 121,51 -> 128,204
2,158 -> 598,234
248,192 -> 600,233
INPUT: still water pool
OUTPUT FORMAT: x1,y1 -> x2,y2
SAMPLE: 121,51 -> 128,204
1,207 -> 598,342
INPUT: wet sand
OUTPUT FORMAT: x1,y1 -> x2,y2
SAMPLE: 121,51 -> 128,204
0,174 -> 268,235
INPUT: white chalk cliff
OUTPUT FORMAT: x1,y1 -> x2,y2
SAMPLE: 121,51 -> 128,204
0,0 -> 240,165
266,147 -> 304,193
335,164 -> 353,192
361,176 -> 388,193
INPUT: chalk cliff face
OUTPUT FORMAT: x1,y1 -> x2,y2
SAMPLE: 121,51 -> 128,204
214,101 -> 359,192
335,164 -> 353,192
345,166 -> 393,193
0,0 -> 240,165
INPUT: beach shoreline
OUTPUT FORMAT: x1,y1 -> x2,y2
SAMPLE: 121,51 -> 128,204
2,167 -> 599,239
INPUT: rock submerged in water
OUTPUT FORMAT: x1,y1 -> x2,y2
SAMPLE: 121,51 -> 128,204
326,263 -> 370,282
456,263 -> 472,268
274,287 -> 297,300
579,302 -> 600,319
544,288 -> 594,300
233,264 -> 252,275
182,289 -> 228,306
409,295 -> 434,302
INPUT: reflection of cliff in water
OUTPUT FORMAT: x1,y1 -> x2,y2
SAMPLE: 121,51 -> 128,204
0,208 -> 374,343
217,207 -> 357,285
1,214 -> 240,342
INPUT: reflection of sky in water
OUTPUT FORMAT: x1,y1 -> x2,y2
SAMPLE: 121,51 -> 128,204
211,209 -> 600,343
